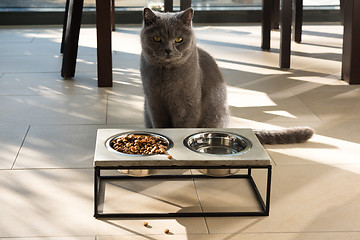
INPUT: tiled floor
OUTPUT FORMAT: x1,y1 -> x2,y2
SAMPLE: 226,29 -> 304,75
1,22 -> 360,239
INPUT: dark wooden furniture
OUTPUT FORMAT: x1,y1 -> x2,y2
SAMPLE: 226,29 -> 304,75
61,0 -> 84,80
63,1 -> 358,86
262,0 -> 305,68
61,0 -> 192,87
164,0 -> 191,12
91,0 -> 191,87
341,0 -> 360,84
61,0 -> 115,87
262,0 -> 359,84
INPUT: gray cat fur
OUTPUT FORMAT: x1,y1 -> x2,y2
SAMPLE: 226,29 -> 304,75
140,8 -> 314,144
140,8 -> 229,128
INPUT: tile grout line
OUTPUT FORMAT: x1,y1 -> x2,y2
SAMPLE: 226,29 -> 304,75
11,125 -> 31,170
192,176 -> 211,234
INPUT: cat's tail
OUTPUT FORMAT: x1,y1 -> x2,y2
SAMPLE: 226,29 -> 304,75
253,127 -> 314,145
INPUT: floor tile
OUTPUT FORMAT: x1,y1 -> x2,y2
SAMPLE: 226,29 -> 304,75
228,87 -> 321,123
0,28 -> 37,43
112,27 -> 142,55
194,177 -> 264,213
101,178 -> 202,214
0,169 -> 207,237
230,68 -> 345,95
297,89 -> 360,121
13,125 -> 100,169
0,238 -> 94,240
290,46 -> 342,73
0,40 -> 62,56
106,94 -> 145,125
109,69 -> 144,95
112,51 -> 141,71
64,54 -> 98,73
31,27 -> 64,40
266,120 -> 360,165
0,71 -> 144,96
0,169 -> 96,237
0,125 -> 29,169
0,55 -> 62,73
0,72 -> 98,96
0,95 -> 107,125
205,164 -> 360,233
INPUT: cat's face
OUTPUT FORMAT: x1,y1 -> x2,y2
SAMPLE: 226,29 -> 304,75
140,8 -> 196,66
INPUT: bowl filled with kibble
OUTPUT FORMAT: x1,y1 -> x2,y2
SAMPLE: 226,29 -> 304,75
105,132 -> 173,176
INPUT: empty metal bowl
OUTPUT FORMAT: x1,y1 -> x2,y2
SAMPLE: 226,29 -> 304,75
183,131 -> 251,156
119,169 -> 158,177
183,131 -> 252,177
105,132 -> 173,177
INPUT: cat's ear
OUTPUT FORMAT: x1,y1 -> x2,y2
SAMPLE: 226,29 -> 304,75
143,8 -> 158,26
178,8 -> 194,27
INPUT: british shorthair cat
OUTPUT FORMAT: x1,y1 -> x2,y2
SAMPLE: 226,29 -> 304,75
139,7 -> 313,144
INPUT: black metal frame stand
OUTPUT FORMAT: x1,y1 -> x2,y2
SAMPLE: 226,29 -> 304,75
94,165 -> 272,218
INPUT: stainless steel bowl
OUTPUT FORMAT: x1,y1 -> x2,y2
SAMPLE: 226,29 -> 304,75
183,131 -> 251,156
183,131 -> 252,177
197,168 -> 241,177
105,132 -> 173,177
119,169 -> 158,177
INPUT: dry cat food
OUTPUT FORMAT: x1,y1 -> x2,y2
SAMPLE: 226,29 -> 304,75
110,134 -> 168,155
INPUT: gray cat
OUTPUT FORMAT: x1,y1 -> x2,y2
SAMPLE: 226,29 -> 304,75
140,8 -> 314,144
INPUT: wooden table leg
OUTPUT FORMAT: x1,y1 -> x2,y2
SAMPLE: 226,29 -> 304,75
60,0 -> 70,54
111,0 -> 115,31
61,0 -> 84,79
180,0 -> 192,10
342,0 -> 360,84
164,0 -> 173,12
340,0 -> 344,25
279,0 -> 292,68
95,0 -> 113,87
262,0 -> 273,50
293,0 -> 303,43
271,0 -> 280,29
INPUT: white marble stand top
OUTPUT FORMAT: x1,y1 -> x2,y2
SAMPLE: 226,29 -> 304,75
94,128 -> 271,167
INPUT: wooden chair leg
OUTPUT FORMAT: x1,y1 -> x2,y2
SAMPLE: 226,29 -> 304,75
340,0 -> 344,25
261,0 -> 273,50
61,0 -> 84,79
163,0 -> 191,12
111,0 -> 115,31
95,0 -> 113,87
279,0 -> 292,68
293,0 -> 303,43
271,0 -> 280,29
60,0 -> 70,54
341,0 -> 360,84
180,0 -> 192,10
164,0 -> 173,12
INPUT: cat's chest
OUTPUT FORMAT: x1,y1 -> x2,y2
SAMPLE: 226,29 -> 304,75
148,67 -> 192,88
144,67 -> 198,100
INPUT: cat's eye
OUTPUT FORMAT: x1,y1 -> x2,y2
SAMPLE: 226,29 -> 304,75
175,37 -> 183,43
153,36 -> 162,42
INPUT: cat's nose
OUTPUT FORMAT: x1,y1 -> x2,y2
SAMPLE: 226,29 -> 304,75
165,49 -> 171,54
